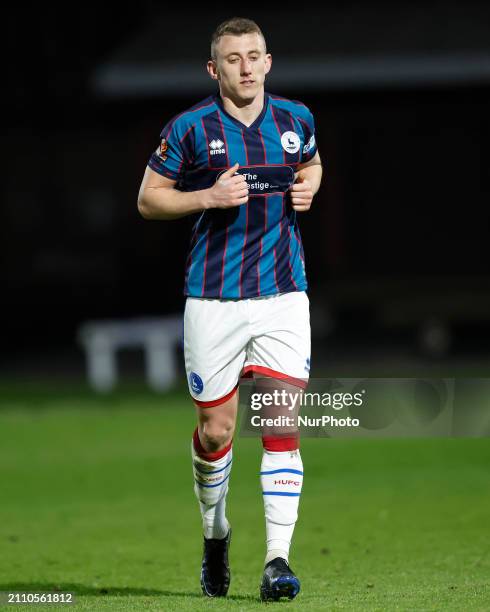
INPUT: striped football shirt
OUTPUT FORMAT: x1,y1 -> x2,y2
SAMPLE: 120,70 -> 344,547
148,92 -> 318,299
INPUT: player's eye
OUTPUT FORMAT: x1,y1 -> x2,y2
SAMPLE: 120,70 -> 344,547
249,55 -> 259,61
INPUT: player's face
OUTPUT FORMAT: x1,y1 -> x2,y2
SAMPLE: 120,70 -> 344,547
208,33 -> 272,103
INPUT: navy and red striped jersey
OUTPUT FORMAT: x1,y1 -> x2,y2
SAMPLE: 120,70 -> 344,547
148,92 -> 318,299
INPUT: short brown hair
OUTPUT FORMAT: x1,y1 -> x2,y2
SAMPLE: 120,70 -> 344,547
210,17 -> 266,61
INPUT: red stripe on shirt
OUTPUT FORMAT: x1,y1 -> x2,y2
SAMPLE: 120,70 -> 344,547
201,118 -> 212,167
216,111 -> 230,167
201,230 -> 210,296
219,226 -> 229,299
257,127 -> 267,163
241,129 -> 249,165
287,220 -> 299,291
239,203 -> 249,299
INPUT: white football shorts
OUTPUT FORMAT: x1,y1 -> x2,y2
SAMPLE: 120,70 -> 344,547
183,291 -> 311,406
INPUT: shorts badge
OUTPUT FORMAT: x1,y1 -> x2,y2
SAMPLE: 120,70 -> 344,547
190,372 -> 204,395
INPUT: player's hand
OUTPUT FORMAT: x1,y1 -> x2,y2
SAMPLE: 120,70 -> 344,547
289,176 -> 313,212
207,163 -> 249,209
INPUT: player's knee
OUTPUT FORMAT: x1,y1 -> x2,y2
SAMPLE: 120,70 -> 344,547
200,420 -> 234,452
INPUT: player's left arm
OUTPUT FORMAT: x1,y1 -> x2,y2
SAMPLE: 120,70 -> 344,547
289,152 -> 323,212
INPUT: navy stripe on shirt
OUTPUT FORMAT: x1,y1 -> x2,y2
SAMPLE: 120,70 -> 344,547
274,200 -> 298,292
239,126 -> 267,296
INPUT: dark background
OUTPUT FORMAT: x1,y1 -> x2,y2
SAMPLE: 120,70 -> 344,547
3,1 -> 490,378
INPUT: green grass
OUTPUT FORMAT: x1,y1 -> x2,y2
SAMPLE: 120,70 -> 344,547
0,383 -> 489,610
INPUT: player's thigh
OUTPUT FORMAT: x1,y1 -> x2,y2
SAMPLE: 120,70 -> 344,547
184,297 -> 249,404
247,291 -> 311,383
252,377 -> 301,439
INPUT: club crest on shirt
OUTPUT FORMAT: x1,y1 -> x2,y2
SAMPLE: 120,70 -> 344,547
158,138 -> 168,161
281,131 -> 300,154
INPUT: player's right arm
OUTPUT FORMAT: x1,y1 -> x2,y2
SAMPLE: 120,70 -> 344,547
137,163 -> 249,221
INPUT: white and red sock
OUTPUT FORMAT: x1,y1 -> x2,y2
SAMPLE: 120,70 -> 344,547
261,437 -> 303,565
192,428 -> 232,540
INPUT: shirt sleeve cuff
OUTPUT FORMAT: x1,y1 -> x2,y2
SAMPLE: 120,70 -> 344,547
148,153 -> 181,180
301,145 -> 318,163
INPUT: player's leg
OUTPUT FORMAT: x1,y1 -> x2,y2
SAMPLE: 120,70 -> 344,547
258,377 -> 303,566
183,297 -> 249,597
191,393 -> 238,597
257,377 -> 303,601
192,393 -> 238,542
244,291 -> 310,600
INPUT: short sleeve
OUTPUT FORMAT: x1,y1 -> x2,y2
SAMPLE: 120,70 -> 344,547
148,119 -> 186,181
298,108 -> 318,163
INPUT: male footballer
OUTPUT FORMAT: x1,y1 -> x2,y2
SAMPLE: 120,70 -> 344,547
137,17 -> 322,601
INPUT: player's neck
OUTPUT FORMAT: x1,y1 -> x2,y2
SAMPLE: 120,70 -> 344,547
219,91 -> 265,128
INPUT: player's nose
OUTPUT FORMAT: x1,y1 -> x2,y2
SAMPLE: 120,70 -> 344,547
240,59 -> 252,74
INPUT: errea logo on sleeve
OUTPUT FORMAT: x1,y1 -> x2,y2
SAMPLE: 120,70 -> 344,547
209,139 -> 226,155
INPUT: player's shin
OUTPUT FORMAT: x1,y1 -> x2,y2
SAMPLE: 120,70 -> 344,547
260,436 -> 303,565
191,428 -> 232,539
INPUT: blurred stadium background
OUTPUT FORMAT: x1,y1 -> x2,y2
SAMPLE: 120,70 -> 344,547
4,1 -> 490,378
2,2 -> 490,609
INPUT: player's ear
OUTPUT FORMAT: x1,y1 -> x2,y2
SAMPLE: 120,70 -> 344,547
264,53 -> 272,75
207,60 -> 219,81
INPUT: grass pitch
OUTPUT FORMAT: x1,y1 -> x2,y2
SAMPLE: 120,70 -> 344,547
0,382 -> 489,611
